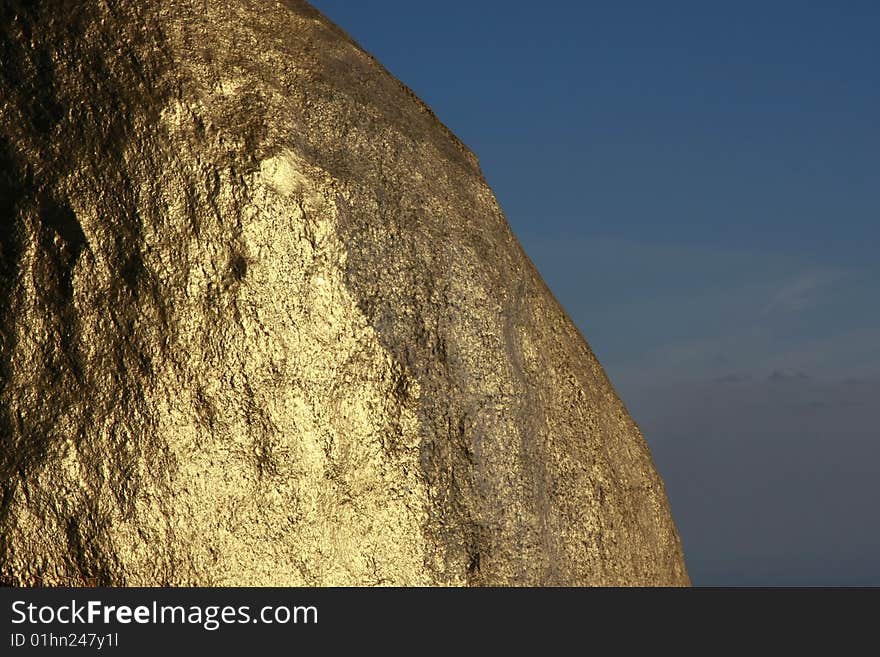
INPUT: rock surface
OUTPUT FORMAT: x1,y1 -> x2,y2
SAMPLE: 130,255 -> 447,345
0,0 -> 688,586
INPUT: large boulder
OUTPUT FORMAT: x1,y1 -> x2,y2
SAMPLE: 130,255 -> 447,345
0,0 -> 688,585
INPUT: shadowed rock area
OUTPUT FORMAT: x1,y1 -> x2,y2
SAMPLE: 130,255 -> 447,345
0,0 -> 688,585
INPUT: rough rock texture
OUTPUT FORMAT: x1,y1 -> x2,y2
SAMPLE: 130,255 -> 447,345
0,0 -> 688,586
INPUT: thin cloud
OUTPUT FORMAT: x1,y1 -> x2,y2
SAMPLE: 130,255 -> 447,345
518,235 -> 878,385
762,269 -> 845,316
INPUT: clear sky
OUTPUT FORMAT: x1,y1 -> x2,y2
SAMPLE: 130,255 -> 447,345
310,0 -> 880,585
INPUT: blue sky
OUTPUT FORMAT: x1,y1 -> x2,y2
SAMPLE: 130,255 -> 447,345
310,1 -> 880,585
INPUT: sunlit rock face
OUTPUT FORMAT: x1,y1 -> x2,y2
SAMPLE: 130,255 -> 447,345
0,0 -> 688,586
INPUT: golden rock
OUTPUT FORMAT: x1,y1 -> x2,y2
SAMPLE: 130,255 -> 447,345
0,1 -> 688,586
